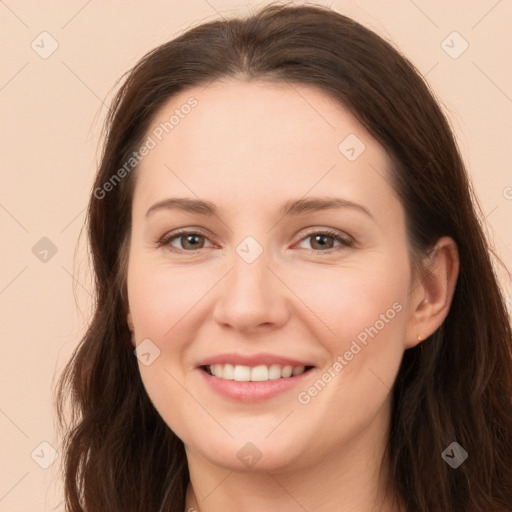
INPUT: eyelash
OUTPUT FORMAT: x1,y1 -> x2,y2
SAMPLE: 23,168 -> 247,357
157,228 -> 353,254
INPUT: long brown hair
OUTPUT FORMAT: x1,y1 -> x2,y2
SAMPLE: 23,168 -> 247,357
55,4 -> 512,511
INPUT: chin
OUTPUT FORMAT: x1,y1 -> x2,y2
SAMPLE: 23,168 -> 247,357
184,427 -> 314,473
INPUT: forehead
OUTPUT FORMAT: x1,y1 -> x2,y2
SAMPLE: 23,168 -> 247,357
144,77 -> 384,157
133,79 -> 397,218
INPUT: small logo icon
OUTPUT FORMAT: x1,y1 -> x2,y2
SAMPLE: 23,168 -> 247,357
441,32 -> 469,59
442,441 -> 468,468
338,134 -> 366,161
31,31 -> 59,59
31,441 -> 58,469
237,442 -> 262,468
32,237 -> 58,263
134,338 -> 161,366
236,236 -> 263,264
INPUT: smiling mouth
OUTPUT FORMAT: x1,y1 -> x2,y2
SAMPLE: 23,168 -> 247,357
201,364 -> 314,382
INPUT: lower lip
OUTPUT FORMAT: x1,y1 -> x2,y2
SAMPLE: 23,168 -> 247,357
198,368 -> 314,402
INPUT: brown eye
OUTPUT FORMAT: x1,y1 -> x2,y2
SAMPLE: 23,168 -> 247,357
178,233 -> 206,250
158,228 -> 352,254
309,233 -> 336,250
159,231 -> 212,252
297,229 -> 353,252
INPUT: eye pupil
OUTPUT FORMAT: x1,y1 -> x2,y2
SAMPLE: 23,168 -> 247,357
182,234 -> 204,250
311,234 -> 334,250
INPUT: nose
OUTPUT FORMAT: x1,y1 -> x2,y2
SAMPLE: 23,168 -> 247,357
212,248 -> 290,334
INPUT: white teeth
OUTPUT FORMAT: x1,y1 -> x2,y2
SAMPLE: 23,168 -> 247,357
251,365 -> 269,381
222,364 -> 234,380
292,365 -> 305,376
268,364 -> 282,380
213,364 -> 223,378
207,363 -> 308,381
281,365 -> 293,378
233,365 -> 251,382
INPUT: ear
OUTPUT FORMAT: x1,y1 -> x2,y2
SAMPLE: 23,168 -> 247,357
405,236 -> 460,349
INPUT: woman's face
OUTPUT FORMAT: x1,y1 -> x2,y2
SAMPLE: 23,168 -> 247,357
126,79 -> 420,471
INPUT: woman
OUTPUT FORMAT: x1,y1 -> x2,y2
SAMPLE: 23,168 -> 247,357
55,4 -> 512,511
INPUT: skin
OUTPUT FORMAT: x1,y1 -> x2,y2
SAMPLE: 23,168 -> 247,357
125,78 -> 459,512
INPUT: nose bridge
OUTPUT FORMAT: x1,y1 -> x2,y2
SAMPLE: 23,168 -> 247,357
212,232 -> 288,330
228,235 -> 274,307
233,236 -> 270,291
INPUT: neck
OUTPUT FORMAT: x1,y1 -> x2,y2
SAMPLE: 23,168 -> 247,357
183,402 -> 403,512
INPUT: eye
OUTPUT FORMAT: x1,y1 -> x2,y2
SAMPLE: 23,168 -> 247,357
296,229 -> 353,252
157,228 -> 353,254
158,230 -> 213,252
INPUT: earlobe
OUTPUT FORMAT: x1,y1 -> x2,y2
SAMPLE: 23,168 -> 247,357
405,236 -> 460,349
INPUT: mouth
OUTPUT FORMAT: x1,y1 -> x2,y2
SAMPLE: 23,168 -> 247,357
196,356 -> 316,402
201,363 -> 315,381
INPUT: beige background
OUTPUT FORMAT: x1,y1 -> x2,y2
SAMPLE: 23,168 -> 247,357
1,0 -> 511,510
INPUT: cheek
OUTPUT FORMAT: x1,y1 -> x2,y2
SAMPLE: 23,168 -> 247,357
127,257 -> 214,340
286,253 -> 409,348
126,258 -> 218,431
290,257 -> 409,421
126,260 -> 202,441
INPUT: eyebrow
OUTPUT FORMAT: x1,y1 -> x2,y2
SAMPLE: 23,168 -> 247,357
145,196 -> 374,219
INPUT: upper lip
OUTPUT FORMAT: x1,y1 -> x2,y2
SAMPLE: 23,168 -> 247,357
196,353 -> 315,368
